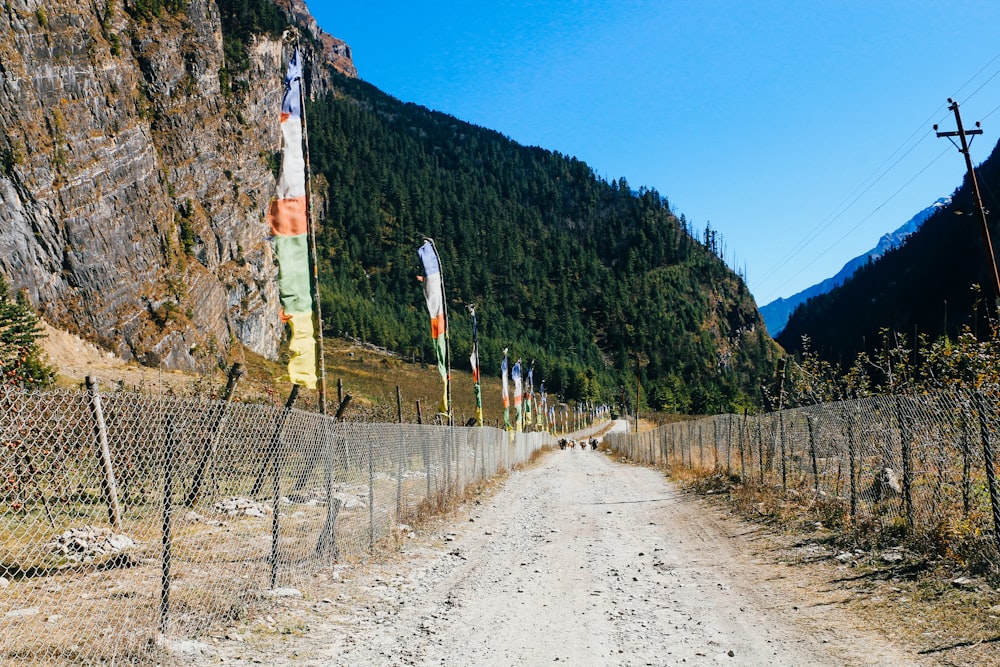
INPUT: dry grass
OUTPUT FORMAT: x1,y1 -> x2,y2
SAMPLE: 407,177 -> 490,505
41,325 -> 506,425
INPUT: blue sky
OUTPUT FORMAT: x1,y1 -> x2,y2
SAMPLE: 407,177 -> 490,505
308,1 -> 1000,306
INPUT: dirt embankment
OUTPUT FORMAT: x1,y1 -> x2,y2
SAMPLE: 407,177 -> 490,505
39,320 -> 217,393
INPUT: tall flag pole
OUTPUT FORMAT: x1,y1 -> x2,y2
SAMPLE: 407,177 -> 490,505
418,239 -> 451,422
524,361 -> 534,428
501,349 -> 511,430
266,45 -> 319,392
512,359 -> 523,432
466,304 -> 483,426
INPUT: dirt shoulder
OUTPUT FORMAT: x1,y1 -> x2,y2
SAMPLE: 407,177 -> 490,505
189,449 -> 963,666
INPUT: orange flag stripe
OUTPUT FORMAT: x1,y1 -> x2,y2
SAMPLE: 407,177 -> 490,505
267,196 -> 308,237
430,313 -> 446,338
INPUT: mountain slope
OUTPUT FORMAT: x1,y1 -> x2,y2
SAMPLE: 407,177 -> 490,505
761,198 -> 950,336
303,72 -> 779,412
0,0 -> 778,413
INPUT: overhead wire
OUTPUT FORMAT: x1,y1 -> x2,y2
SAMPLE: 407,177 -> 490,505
756,52 -> 1000,303
767,145 -> 952,295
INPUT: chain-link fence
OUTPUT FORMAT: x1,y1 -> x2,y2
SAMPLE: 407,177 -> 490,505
606,389 -> 1000,568
0,382 -> 552,665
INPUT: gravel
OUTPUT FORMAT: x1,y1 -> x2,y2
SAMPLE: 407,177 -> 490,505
197,447 -> 933,666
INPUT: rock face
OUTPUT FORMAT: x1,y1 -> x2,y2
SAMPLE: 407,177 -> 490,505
0,0 -> 350,371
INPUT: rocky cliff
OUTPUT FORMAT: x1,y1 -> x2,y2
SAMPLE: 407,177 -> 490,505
0,0 -> 351,371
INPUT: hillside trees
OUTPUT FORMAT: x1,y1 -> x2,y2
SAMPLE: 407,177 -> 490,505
778,138 -> 1000,363
299,70 -> 777,413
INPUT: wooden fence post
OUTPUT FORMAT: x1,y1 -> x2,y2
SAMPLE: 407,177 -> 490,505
85,377 -> 122,530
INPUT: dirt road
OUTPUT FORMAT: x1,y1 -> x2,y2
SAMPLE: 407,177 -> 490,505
223,445 -> 932,666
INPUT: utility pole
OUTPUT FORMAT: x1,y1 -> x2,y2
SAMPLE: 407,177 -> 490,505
935,98 -> 1000,301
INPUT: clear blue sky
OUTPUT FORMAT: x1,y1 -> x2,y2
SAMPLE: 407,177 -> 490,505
308,1 -> 1000,306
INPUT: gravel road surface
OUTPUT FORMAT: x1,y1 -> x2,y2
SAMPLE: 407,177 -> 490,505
228,445 -> 929,666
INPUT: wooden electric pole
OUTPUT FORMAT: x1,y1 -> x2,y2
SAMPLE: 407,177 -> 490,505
935,98 -> 1000,301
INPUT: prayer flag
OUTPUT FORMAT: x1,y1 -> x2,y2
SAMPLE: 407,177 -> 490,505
512,359 -> 523,432
418,240 -> 449,415
501,350 -> 511,430
266,48 -> 316,388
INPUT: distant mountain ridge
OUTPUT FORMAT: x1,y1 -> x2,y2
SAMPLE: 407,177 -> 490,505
760,197 -> 951,337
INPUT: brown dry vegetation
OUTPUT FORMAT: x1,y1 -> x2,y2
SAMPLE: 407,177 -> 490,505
39,322 -> 503,425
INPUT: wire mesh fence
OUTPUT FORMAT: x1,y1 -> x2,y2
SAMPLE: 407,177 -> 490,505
606,389 -> 1000,570
0,382 -> 552,665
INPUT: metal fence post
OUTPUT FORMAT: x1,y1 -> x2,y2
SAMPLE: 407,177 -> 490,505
756,416 -> 765,484
396,387 -> 403,525
960,394 -> 973,516
368,435 -> 375,553
423,426 -> 431,501
160,414 -> 175,635
252,385 -> 300,498
698,424 -> 705,468
740,409 -> 747,481
445,428 -> 452,496
974,391 -> 1000,556
712,420 -> 719,469
807,416 -> 819,495
315,417 -> 341,560
896,396 -> 914,532
266,387 -> 300,589
779,412 -> 787,492
846,410 -> 857,519
725,416 -> 732,475
270,423 -> 282,590
185,362 -> 243,508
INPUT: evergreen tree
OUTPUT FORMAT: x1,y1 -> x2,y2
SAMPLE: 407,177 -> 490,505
0,277 -> 55,388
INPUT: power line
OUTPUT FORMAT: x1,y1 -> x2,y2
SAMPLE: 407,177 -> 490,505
763,146 -> 952,298
755,53 -> 1000,303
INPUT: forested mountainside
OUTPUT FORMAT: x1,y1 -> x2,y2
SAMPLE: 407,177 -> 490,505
761,198 -> 949,338
0,0 -> 778,413
778,137 -> 1000,363
303,71 -> 778,412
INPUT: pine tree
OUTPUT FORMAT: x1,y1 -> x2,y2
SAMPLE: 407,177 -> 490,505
0,277 -> 55,388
